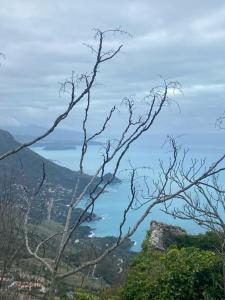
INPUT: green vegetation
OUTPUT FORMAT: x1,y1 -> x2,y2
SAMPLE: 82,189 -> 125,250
60,230 -> 224,300
63,288 -> 121,300
40,229 -> 224,299
72,289 -> 101,300
174,231 -> 221,251
122,232 -> 224,300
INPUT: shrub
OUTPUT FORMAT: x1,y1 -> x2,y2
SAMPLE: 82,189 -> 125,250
123,247 -> 223,300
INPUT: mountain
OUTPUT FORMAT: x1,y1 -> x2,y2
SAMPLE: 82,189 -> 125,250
0,129 -> 105,223
0,129 -> 93,190
0,129 -> 121,224
0,128 -> 120,186
1,124 -> 102,150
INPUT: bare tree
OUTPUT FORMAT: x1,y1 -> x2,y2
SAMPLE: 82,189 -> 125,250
11,29 -> 180,297
0,174 -> 25,288
1,29 -> 225,299
216,110 -> 225,130
161,143 -> 225,294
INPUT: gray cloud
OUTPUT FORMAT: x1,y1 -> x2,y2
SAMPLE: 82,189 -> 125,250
0,0 -> 225,135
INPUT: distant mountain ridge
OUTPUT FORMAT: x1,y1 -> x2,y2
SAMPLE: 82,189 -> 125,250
1,125 -> 102,150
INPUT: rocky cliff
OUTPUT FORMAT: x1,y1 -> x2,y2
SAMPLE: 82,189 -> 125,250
149,220 -> 186,251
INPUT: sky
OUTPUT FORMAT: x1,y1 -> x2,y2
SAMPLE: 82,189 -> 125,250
1,0 -> 225,137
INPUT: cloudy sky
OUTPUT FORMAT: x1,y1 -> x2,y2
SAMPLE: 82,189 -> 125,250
1,0 -> 225,137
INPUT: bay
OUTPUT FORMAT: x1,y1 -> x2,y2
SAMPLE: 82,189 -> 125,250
31,138 -> 224,251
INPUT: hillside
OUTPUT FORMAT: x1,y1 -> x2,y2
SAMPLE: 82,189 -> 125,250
0,130 -> 135,298
0,129 -> 120,224
0,129 -> 93,190
0,128 -> 120,188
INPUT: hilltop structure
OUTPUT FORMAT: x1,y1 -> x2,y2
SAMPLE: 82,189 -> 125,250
149,220 -> 186,251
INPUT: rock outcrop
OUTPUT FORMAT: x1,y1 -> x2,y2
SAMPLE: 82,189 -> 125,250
149,220 -> 186,251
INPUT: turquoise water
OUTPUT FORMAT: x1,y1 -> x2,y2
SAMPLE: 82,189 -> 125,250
31,140 -> 224,251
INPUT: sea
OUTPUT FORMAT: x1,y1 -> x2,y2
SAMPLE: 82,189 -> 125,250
31,135 -> 225,251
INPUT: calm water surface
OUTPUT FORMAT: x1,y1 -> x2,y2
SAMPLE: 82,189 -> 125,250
31,141 -> 224,251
